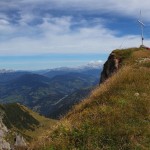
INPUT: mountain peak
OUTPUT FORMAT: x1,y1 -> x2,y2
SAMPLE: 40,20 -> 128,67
80,60 -> 104,69
100,47 -> 147,83
36,47 -> 150,149
0,69 -> 14,73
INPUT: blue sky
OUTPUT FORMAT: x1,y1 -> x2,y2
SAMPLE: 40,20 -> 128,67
0,53 -> 107,70
0,0 -> 150,70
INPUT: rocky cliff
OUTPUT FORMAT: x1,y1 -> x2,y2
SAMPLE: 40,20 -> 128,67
99,48 -> 134,84
0,110 -> 11,150
0,104 -> 28,149
39,48 -> 150,150
100,52 -> 121,84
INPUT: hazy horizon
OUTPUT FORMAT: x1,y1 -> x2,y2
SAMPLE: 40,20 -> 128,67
0,53 -> 107,70
1,0 -> 150,70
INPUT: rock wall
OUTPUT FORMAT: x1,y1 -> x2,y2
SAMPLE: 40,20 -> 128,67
0,110 -> 11,150
0,108 -> 27,150
14,134 -> 27,147
100,52 -> 121,84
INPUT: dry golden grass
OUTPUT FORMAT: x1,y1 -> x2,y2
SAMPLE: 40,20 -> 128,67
33,48 -> 150,150
6,104 -> 58,149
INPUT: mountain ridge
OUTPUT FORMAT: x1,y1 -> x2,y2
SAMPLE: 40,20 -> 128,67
0,103 -> 56,149
34,47 -> 150,149
0,66 -> 101,118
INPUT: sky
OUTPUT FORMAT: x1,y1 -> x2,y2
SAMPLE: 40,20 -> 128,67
1,0 -> 150,70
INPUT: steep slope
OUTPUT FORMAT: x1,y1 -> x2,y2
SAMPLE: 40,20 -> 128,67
0,103 -> 56,149
100,48 -> 134,83
36,48 -> 150,149
1,103 -> 39,130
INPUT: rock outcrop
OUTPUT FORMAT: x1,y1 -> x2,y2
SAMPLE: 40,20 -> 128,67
0,106 -> 27,150
0,110 -> 11,150
100,52 -> 121,84
14,134 -> 27,147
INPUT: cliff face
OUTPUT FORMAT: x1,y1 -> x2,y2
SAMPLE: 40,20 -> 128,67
100,52 -> 121,84
0,111 -> 11,150
100,48 -> 136,84
39,48 -> 150,150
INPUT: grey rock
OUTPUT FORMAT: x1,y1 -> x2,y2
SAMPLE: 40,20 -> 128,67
14,134 -> 27,147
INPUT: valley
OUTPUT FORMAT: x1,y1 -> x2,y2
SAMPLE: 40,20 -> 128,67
0,65 -> 102,118
0,48 -> 150,149
1,1 -> 150,149
0,103 -> 56,149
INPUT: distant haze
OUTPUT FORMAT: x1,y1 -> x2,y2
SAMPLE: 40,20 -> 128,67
1,0 -> 150,69
0,53 -> 107,70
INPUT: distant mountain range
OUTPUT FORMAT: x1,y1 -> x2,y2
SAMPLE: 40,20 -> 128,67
0,63 -> 102,118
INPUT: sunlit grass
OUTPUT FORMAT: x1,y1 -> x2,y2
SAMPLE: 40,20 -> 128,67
33,48 -> 150,150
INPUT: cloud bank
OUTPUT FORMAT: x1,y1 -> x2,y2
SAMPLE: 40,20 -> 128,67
0,0 -> 150,55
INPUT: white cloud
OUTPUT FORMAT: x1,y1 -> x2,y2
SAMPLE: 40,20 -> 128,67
54,0 -> 150,21
0,0 -> 150,55
0,19 -> 9,25
1,0 -> 150,20
0,16 -> 144,55
15,0 -> 150,21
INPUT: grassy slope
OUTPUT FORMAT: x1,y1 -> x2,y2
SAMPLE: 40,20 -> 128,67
0,103 -> 57,145
21,104 -> 57,141
36,48 -> 150,150
2,103 -> 40,130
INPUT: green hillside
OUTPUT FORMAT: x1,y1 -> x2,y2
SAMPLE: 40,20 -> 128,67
1,103 -> 39,130
0,71 -> 99,118
35,48 -> 150,149
0,103 -> 57,146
